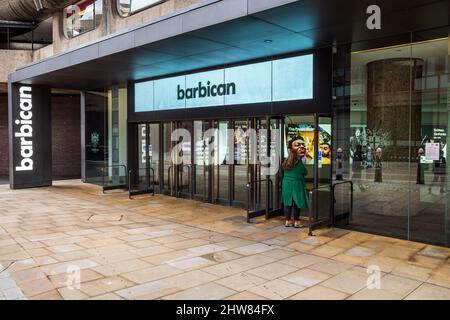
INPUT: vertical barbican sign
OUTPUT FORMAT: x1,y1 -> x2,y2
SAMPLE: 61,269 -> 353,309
15,86 -> 34,171
9,84 -> 52,189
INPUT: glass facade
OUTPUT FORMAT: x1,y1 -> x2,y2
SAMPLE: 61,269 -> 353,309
107,86 -> 128,185
126,34 -> 450,246
63,0 -> 103,39
84,86 -> 127,186
333,31 -> 450,246
68,2 -> 449,247
85,91 -> 107,185
80,33 -> 450,247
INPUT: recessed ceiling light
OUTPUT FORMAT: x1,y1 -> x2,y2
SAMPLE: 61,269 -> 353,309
264,39 -> 273,43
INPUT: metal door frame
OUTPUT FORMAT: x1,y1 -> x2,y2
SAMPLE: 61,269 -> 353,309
192,119 -> 214,202
212,119 -> 233,206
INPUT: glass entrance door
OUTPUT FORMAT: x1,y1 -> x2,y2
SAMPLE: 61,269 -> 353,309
162,121 -> 193,198
284,115 -> 316,191
232,119 -> 251,207
141,114 -> 333,224
213,120 -> 232,205
136,123 -> 160,192
177,121 -> 193,198
137,123 -> 148,189
162,121 -> 176,196
283,115 -> 333,220
268,117 -> 284,214
231,117 -> 281,213
317,115 -> 333,221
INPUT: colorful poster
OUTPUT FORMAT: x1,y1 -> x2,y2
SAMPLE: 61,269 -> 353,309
285,124 -> 331,165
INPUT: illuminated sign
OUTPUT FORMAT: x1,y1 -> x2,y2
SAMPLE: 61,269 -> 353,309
10,84 -> 52,189
135,54 -> 313,112
14,86 -> 34,172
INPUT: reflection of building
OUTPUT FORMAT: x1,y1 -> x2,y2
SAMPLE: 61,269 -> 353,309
367,58 -> 423,160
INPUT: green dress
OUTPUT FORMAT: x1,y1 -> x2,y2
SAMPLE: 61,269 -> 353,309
281,160 -> 309,209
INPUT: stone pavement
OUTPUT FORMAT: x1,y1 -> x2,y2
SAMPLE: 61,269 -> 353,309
0,180 -> 450,300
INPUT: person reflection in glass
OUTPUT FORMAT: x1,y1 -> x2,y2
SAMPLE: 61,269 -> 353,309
374,147 -> 383,183
350,129 -> 364,190
429,149 -> 446,193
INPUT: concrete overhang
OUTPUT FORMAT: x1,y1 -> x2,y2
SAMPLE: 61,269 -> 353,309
9,0 -> 449,91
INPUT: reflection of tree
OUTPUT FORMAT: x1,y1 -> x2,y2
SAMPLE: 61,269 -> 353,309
349,128 -> 365,159
366,128 -> 390,151
350,127 -> 390,160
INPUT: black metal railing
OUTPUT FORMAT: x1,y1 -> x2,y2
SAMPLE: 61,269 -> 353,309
101,165 -> 128,193
167,164 -> 192,197
128,168 -> 156,199
331,181 -> 354,224
246,178 -> 273,223
307,181 -> 354,236
307,184 -> 333,236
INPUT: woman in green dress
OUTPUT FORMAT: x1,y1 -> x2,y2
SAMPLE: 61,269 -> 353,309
282,136 -> 309,228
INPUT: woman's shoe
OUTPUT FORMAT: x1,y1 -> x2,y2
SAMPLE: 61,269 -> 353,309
294,220 -> 301,228
285,220 -> 292,227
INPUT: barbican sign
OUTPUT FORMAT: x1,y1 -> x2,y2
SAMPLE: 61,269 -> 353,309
14,86 -> 34,172
177,82 -> 236,100
10,84 -> 52,189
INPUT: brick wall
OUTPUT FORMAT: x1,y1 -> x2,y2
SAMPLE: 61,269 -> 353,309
51,94 -> 81,179
0,93 -> 81,180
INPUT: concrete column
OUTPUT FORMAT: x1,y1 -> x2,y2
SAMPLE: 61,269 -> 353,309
366,58 -> 423,160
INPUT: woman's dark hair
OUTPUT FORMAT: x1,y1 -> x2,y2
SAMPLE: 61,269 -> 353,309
287,135 -> 304,149
282,136 -> 304,170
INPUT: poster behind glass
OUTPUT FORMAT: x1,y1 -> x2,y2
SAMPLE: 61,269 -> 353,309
284,124 -> 332,166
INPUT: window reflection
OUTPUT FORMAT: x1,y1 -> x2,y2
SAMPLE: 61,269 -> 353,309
64,0 -> 103,39
116,0 -> 166,17
334,35 -> 450,246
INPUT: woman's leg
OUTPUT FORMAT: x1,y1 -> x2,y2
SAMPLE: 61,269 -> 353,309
292,203 -> 302,227
284,205 -> 292,226
284,205 -> 292,220
292,203 -> 300,221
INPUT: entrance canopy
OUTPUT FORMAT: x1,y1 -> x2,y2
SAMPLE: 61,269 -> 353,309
9,0 -> 448,90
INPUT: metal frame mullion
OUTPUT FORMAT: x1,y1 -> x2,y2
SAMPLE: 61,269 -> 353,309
228,119 -> 233,206
313,113 -> 320,221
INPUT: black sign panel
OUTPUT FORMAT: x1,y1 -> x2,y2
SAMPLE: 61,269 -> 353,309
8,83 -> 52,189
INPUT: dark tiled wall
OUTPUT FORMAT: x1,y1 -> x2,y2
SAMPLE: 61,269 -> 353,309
0,94 -> 81,180
51,94 -> 81,179
0,94 -> 8,178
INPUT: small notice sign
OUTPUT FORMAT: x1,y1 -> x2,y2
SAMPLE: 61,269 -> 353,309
425,143 -> 440,161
